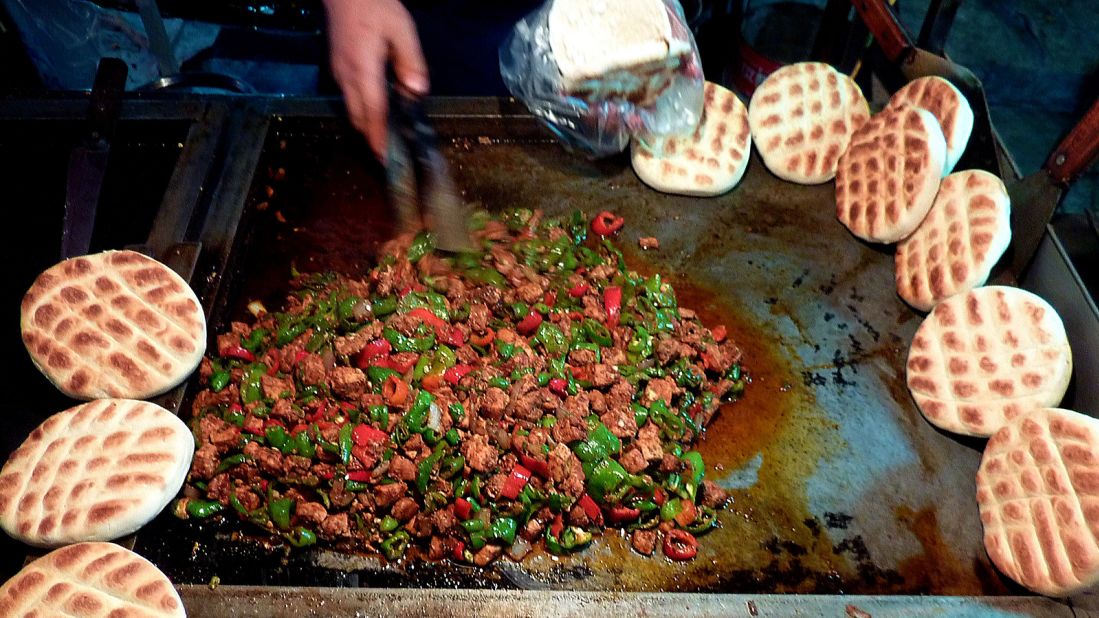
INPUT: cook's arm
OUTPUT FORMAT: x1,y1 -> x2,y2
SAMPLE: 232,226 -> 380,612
322,0 -> 429,158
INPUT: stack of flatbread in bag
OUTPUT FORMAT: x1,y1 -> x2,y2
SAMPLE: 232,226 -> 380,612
0,541 -> 185,617
631,81 -> 753,196
21,249 -> 206,400
748,62 -> 870,184
976,408 -> 1099,597
895,169 -> 1012,311
0,399 -> 194,546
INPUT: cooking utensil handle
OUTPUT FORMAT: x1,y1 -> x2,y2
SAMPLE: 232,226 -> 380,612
850,0 -> 914,63
1046,97 -> 1099,185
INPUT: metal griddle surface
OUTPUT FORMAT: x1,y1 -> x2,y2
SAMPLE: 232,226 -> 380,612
137,112 -> 1024,595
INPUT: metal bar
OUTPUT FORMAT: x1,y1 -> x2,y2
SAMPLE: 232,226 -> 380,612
0,98 -> 208,120
176,586 -> 1087,617
135,0 -> 181,77
916,0 -> 963,57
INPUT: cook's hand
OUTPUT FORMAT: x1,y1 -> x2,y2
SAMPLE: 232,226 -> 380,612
323,0 -> 429,159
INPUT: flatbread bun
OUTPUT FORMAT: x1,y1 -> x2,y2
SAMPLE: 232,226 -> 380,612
748,62 -> 868,184
631,81 -> 752,196
977,408 -> 1099,597
896,169 -> 1012,311
887,76 -> 974,174
548,0 -> 690,92
0,541 -> 185,617
21,249 -> 206,400
0,399 -> 194,546
836,104 -> 947,243
906,286 -> 1073,437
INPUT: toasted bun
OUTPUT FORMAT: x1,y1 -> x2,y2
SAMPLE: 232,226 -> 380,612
836,105 -> 947,243
977,408 -> 1099,597
21,250 -> 206,400
0,542 -> 185,617
748,62 -> 868,184
631,81 -> 752,196
548,0 -> 688,91
0,399 -> 194,546
895,169 -> 1012,311
887,76 -> 974,174
906,286 -> 1073,437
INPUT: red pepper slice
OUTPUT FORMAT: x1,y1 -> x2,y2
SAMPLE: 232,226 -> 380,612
351,445 -> 377,469
409,307 -> 448,331
500,464 -> 532,500
292,350 -> 309,365
346,470 -> 371,483
578,494 -> 603,525
550,513 -> 564,539
266,360 -> 279,376
469,328 -> 495,347
382,375 -> 410,406
607,505 -> 641,524
421,373 -> 444,392
653,487 -> 667,506
352,423 -> 388,447
317,469 -> 335,480
516,311 -> 543,335
568,283 -> 589,298
305,402 -> 328,423
454,497 -> 473,520
356,338 -> 392,368
663,529 -> 699,561
548,378 -> 567,397
382,352 -> 418,374
519,454 -> 550,479
604,286 -> 622,328
711,324 -> 727,343
674,499 -> 697,528
543,290 -> 557,308
220,345 -> 255,362
443,326 -> 465,347
289,423 -> 308,435
444,364 -> 474,385
591,210 -> 625,236
451,540 -> 466,561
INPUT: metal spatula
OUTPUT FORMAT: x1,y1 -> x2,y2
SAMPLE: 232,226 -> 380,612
385,90 -> 474,253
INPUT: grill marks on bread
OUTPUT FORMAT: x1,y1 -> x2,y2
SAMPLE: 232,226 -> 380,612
0,542 -> 185,617
20,250 -> 206,400
977,409 -> 1099,596
836,105 -> 947,243
906,287 -> 1072,437
631,81 -> 752,196
0,400 -> 194,546
749,62 -> 869,184
886,76 -> 974,174
895,170 -> 1012,311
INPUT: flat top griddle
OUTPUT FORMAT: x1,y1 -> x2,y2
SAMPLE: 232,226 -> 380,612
135,111 -> 1022,596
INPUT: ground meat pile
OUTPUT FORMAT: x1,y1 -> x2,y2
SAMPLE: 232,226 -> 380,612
174,208 -> 747,565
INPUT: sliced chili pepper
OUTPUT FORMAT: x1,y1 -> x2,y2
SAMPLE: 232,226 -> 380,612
454,497 -> 473,520
591,210 -> 625,236
185,499 -> 223,519
500,464 -> 532,500
444,364 -> 474,385
548,378 -> 567,397
442,326 -> 465,347
543,290 -> 557,308
382,375 -> 410,406
674,498 -> 698,528
550,513 -> 564,539
346,470 -> 371,483
663,529 -> 698,561
352,444 -> 377,469
568,283 -> 589,298
516,311 -> 543,335
420,373 -> 444,392
209,370 -> 231,392
409,307 -> 448,332
604,286 -> 622,328
711,324 -> 727,343
489,517 -> 518,544
654,487 -> 667,506
269,497 -> 294,530
286,527 -> 317,548
220,345 -> 256,362
578,494 -> 603,525
387,352 -> 418,374
451,540 -> 466,562
215,453 -> 251,475
469,328 -> 495,347
519,454 -> 550,479
608,505 -> 641,524
352,423 -> 388,447
355,338 -> 392,368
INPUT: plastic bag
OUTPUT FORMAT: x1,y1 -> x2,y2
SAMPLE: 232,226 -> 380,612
499,0 -> 704,158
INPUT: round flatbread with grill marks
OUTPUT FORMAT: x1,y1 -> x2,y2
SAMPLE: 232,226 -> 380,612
895,169 -> 1012,311
21,250 -> 206,400
631,81 -> 752,196
0,541 -> 185,617
835,104 -> 947,243
748,62 -> 869,184
906,286 -> 1072,437
886,76 -> 973,174
976,408 -> 1099,597
0,399 -> 194,546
